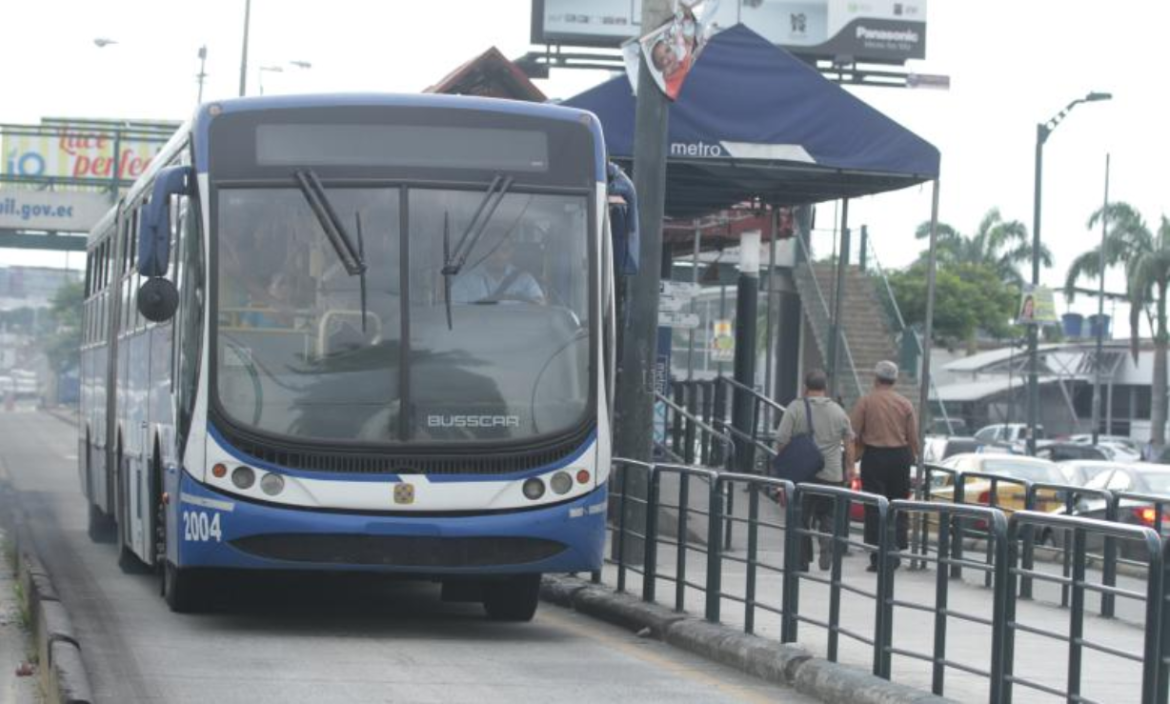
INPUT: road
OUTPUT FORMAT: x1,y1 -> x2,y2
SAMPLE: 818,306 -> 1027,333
0,409 -> 816,704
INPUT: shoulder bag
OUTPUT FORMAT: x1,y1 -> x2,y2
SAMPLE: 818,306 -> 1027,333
770,397 -> 825,483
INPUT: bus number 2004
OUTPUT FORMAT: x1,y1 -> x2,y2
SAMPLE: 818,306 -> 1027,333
182,511 -> 223,542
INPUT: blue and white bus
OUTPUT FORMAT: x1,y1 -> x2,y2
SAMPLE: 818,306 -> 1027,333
79,94 -> 636,619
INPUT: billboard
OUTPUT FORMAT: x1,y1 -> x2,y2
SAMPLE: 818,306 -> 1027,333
1,121 -> 168,182
532,0 -> 927,65
0,189 -> 111,233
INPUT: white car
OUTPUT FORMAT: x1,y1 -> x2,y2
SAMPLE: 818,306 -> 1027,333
1096,441 -> 1142,463
1067,434 -> 1143,456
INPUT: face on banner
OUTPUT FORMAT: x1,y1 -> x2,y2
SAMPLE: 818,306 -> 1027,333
624,1 -> 719,100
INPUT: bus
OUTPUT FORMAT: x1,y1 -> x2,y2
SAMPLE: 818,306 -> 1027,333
79,94 -> 637,619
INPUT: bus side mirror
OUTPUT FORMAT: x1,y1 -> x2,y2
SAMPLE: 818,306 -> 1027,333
138,165 -> 194,278
138,277 -> 179,322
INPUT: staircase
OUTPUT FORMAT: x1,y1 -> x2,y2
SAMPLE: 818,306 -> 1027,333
792,261 -> 922,415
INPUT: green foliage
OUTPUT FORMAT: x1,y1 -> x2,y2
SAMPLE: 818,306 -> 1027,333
43,280 -> 84,374
1064,202 -> 1170,445
889,262 -> 1019,348
914,208 -> 1051,285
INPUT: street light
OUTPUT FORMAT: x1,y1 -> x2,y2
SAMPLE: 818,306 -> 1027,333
94,38 -> 209,105
1026,90 -> 1112,455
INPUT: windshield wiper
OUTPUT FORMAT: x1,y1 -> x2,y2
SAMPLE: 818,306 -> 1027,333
294,169 -> 369,331
441,174 -> 514,278
440,174 -> 513,330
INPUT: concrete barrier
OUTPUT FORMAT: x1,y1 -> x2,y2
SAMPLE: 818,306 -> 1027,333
541,575 -> 955,704
1,497 -> 93,704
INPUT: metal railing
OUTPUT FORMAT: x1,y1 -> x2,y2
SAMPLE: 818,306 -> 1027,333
1003,512 -> 1163,704
603,457 -> 1170,703
791,234 -> 866,407
885,500 -> 1010,700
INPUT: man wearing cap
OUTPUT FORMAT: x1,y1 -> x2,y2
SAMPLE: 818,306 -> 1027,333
851,360 -> 919,571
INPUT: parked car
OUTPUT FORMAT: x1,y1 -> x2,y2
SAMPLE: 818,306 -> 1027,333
1096,441 -> 1142,463
931,453 -> 1067,514
1048,464 -> 1170,559
974,423 -> 1046,445
929,417 -> 969,436
1034,442 -> 1109,462
1058,460 -> 1127,487
923,436 -> 984,463
1068,434 -> 1142,455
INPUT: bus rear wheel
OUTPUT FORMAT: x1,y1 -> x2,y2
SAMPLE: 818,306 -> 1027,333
482,574 -> 541,622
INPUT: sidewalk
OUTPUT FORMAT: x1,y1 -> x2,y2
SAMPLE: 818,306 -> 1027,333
605,486 -> 1155,703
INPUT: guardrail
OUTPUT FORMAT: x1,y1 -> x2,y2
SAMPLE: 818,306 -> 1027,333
604,457 -> 1170,702
1004,511 -> 1163,704
885,500 -> 1009,700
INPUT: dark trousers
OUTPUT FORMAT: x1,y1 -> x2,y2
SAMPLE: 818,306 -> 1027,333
799,478 -> 840,566
861,446 -> 913,556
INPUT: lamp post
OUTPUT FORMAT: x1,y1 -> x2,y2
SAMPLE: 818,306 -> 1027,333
1026,91 -> 1112,455
95,38 -> 209,106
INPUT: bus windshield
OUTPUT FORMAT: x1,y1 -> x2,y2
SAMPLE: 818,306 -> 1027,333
214,185 -> 591,445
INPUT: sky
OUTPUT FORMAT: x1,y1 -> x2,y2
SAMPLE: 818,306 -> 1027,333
2,0 -> 1166,328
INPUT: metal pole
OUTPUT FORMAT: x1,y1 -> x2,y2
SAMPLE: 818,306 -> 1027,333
1091,154 -> 1110,445
828,199 -> 850,399
238,0 -> 252,97
1027,123 -> 1047,456
763,210 -> 778,431
916,180 -> 941,500
732,231 -> 761,474
687,221 -> 700,382
612,0 -> 672,566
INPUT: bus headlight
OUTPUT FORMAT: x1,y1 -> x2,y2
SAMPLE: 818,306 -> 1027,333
522,478 -> 545,500
231,466 -> 255,489
260,473 -> 285,496
550,471 -> 573,495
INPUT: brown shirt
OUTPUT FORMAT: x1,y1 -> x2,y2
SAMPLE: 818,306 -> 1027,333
851,387 -> 919,457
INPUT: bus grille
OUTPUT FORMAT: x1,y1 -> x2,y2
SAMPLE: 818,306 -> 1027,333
217,424 -> 592,476
231,534 -> 565,568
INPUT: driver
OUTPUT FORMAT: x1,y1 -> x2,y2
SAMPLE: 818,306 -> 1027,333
450,239 -> 545,304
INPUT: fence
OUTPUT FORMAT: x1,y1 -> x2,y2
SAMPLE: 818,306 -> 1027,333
604,457 -> 1170,702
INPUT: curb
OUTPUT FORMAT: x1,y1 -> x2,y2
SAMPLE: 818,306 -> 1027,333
541,576 -> 954,704
1,493 -> 93,703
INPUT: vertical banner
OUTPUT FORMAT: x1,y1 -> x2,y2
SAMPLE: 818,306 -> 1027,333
711,318 -> 735,362
652,326 -> 673,452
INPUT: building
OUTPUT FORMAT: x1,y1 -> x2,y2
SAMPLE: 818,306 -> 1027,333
936,340 -> 1160,441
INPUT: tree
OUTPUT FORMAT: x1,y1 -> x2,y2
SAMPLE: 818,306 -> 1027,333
889,261 -> 1020,353
914,208 -> 1053,286
1066,203 -> 1170,446
43,280 -> 83,375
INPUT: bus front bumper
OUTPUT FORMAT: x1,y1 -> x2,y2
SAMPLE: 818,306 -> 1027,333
173,471 -> 607,575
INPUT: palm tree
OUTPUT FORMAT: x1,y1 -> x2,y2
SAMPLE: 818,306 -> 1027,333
1066,203 -> 1170,446
915,208 -> 1052,285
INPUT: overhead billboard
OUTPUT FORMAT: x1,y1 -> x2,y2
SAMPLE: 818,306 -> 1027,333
532,0 -> 927,64
0,189 -> 112,233
1,120 -> 168,182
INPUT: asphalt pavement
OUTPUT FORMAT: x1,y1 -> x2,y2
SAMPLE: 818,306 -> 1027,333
0,407 -> 819,704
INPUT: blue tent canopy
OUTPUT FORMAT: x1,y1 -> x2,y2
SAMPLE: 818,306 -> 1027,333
563,24 -> 940,219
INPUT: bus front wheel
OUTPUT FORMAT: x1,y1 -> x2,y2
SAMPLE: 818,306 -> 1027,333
163,561 -> 206,613
482,574 -> 541,622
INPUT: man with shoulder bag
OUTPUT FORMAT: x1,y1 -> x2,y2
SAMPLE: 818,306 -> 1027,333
774,369 -> 856,571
